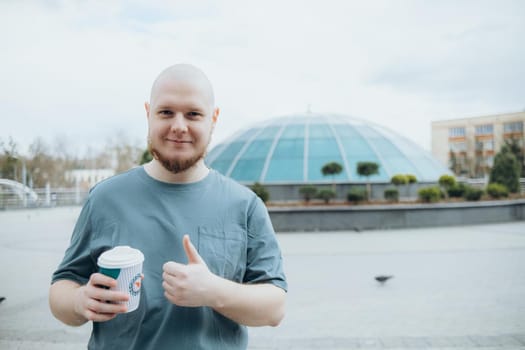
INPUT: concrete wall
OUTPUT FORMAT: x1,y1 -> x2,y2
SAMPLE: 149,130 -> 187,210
268,199 -> 525,232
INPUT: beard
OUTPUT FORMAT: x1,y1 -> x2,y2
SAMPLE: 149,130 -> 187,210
148,140 -> 208,174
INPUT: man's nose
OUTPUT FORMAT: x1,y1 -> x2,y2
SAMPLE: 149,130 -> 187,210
170,113 -> 188,133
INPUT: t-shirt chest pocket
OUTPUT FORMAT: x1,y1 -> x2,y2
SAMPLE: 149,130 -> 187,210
197,226 -> 246,281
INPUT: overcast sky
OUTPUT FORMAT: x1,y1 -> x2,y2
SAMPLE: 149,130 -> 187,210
1,0 -> 524,156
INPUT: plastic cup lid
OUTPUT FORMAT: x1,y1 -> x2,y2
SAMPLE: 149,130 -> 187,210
97,246 -> 144,269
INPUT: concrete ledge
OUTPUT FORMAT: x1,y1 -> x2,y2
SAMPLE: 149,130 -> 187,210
268,199 -> 525,232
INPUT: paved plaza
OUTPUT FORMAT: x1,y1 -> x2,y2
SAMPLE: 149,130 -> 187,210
0,207 -> 524,349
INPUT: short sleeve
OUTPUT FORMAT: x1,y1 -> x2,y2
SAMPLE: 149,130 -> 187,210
51,198 -> 104,286
243,196 -> 288,292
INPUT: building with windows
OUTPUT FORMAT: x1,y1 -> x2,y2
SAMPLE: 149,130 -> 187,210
431,111 -> 525,177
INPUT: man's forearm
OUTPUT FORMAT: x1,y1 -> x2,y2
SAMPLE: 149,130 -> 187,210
49,280 -> 88,327
209,278 -> 286,327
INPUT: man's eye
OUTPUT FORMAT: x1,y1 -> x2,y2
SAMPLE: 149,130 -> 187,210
159,110 -> 172,116
187,112 -> 202,118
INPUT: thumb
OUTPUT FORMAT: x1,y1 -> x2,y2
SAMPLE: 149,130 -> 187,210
183,234 -> 205,265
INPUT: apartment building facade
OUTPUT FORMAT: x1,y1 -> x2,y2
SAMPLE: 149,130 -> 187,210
431,111 -> 525,178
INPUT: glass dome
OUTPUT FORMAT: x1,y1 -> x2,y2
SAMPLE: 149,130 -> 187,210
206,113 -> 450,184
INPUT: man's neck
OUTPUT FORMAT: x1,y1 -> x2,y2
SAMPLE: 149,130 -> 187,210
144,160 -> 210,184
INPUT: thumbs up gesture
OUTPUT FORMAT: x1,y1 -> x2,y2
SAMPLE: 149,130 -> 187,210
162,235 -> 217,307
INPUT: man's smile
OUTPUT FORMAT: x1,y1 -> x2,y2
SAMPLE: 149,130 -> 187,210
165,138 -> 192,144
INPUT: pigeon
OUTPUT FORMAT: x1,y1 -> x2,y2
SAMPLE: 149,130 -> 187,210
0,297 -> 5,304
375,275 -> 393,283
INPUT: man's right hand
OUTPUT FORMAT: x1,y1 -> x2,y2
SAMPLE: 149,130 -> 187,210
73,273 -> 130,323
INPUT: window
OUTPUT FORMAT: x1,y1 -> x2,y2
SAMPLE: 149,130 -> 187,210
475,139 -> 494,151
448,127 -> 465,137
504,136 -> 524,147
449,141 -> 466,152
504,121 -> 523,133
475,124 -> 493,135
486,155 -> 494,167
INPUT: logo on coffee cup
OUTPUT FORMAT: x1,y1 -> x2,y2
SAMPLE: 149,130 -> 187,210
129,273 -> 142,296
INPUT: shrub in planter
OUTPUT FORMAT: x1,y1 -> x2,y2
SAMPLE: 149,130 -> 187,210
357,162 -> 379,201
391,174 -> 408,186
438,174 -> 456,189
250,182 -> 269,203
347,187 -> 367,203
406,174 -> 417,184
317,189 -> 336,204
299,185 -> 318,202
384,188 -> 399,202
463,186 -> 484,201
418,186 -> 441,203
447,183 -> 467,198
486,183 -> 509,199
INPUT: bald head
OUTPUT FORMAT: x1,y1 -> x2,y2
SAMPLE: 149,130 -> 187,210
149,64 -> 215,108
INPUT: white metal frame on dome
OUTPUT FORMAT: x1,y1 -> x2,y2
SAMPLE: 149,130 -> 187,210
351,123 -> 393,178
225,125 -> 266,178
303,115 -> 310,182
259,120 -> 289,182
326,115 -> 353,181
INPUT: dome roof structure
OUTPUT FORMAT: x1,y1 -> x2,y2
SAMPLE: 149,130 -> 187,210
206,113 -> 450,184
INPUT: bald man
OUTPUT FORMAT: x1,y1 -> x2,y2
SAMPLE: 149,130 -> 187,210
49,64 -> 287,350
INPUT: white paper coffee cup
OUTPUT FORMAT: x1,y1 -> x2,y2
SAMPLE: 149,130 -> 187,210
97,246 -> 145,313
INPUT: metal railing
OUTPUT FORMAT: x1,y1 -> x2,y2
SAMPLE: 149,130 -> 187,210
2,178 -> 524,210
0,187 -> 89,210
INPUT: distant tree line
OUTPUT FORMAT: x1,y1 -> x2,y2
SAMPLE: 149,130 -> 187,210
0,134 -> 145,188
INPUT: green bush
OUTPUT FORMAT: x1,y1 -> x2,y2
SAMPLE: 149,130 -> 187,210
321,162 -> 343,177
406,174 -> 417,184
489,149 -> 520,193
299,185 -> 318,202
347,187 -> 367,203
391,174 -> 408,186
438,174 -> 456,189
250,182 -> 269,203
486,183 -> 509,199
317,189 -> 336,203
447,183 -> 467,198
384,188 -> 399,202
418,186 -> 442,203
463,186 -> 484,201
357,162 -> 379,177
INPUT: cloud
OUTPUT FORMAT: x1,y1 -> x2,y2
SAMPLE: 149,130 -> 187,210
366,1 -> 525,111
1,0 -> 524,155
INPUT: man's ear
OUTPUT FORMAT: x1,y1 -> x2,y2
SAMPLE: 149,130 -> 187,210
144,102 -> 150,119
212,107 -> 220,123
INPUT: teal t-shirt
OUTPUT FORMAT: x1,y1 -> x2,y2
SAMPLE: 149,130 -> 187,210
52,167 -> 287,350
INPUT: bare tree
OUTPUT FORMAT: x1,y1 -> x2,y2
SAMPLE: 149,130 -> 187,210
0,137 -> 20,180
27,138 -> 55,188
105,130 -> 143,173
